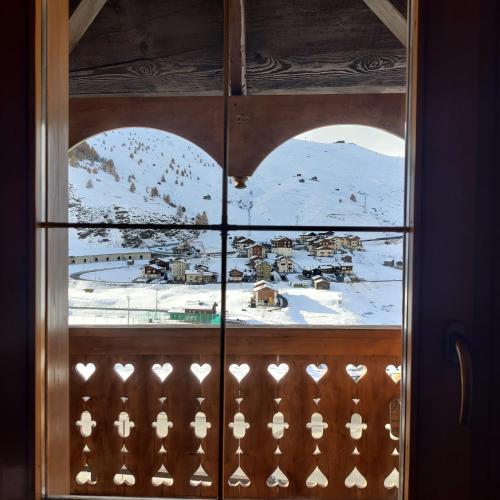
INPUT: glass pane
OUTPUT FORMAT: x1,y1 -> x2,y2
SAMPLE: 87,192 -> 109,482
228,126 -> 404,226
67,1 -> 226,499
68,229 -> 223,496
68,128 -> 222,225
226,231 -> 403,326
69,228 -> 222,326
223,0 -> 407,490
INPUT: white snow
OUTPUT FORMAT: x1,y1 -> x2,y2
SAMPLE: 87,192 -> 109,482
68,128 -> 405,326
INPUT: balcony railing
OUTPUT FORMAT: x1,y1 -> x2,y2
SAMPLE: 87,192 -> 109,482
70,326 -> 401,498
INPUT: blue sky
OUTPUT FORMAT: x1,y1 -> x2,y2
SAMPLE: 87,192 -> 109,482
295,124 -> 405,157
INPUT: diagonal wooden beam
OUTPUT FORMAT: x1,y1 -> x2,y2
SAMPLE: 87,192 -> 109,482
229,0 -> 246,95
69,0 -> 107,53
362,0 -> 407,47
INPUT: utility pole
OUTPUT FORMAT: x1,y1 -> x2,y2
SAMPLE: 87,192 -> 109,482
127,295 -> 130,325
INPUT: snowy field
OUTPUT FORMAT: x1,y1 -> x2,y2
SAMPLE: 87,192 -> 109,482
69,280 -> 401,326
68,238 -> 403,326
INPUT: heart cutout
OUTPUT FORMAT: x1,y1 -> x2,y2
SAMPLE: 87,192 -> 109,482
384,468 -> 399,489
152,465 -> 174,487
76,362 -> 96,381
229,363 -> 250,383
266,466 -> 289,488
113,465 -> 135,486
385,365 -> 401,384
267,363 -> 289,382
306,466 -> 328,488
346,364 -> 367,383
114,363 -> 134,382
75,464 -> 97,485
228,466 -> 251,487
306,363 -> 328,383
344,467 -> 367,489
189,464 -> 212,487
190,363 -> 211,383
152,363 -> 173,382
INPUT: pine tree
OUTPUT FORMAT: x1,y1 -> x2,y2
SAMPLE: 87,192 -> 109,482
194,211 -> 209,226
86,178 -> 93,189
161,174 -> 166,182
150,186 -> 160,198
129,182 -> 136,193
163,194 -> 172,204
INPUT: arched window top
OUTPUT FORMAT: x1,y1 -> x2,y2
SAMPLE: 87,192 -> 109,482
228,125 -> 405,227
68,127 -> 222,226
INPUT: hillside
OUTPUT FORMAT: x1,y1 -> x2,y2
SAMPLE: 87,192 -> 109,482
68,128 -> 404,252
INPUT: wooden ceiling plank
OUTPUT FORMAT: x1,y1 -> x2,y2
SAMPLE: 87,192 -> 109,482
69,0 -> 107,53
229,0 -> 247,95
362,0 -> 407,47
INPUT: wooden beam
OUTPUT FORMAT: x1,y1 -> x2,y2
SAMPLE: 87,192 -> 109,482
229,0 -> 246,95
69,93 -> 405,178
362,0 -> 407,47
69,326 -> 402,356
69,0 -> 107,53
244,1 -> 405,94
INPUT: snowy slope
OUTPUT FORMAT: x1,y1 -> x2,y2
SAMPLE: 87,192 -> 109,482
228,139 -> 404,226
69,128 -> 222,225
69,128 -> 404,252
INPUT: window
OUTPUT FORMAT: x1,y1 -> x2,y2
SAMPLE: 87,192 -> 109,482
56,1 -> 411,498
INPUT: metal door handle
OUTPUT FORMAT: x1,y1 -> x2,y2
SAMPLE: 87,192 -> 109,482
446,323 -> 473,426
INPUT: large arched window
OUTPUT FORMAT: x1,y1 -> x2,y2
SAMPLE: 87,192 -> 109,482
225,125 -> 404,326
69,127 -> 222,225
68,128 -> 222,325
68,125 -> 404,326
228,125 -> 404,226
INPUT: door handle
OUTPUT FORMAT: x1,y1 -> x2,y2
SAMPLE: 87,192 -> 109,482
446,323 -> 473,426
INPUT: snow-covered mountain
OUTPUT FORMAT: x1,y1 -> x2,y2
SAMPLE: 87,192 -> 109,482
68,128 -> 403,252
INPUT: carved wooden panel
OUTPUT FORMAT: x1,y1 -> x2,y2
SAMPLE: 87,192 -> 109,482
223,355 -> 400,498
70,352 -> 220,496
69,327 -> 401,497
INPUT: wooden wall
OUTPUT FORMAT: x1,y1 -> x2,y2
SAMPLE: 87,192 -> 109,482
405,0 -> 499,498
0,1 -> 36,499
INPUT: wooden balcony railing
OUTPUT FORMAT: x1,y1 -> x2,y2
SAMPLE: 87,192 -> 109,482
69,326 -> 401,498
